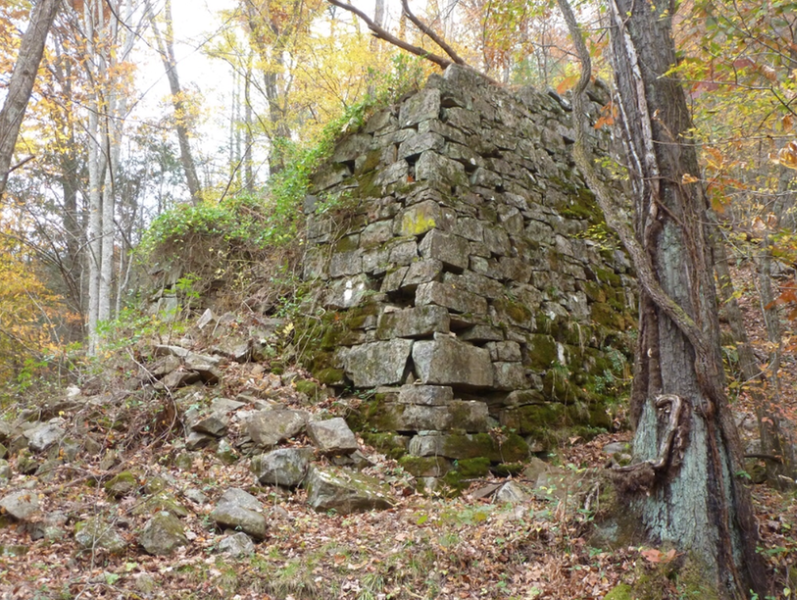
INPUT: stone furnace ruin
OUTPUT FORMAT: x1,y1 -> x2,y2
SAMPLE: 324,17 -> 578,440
299,65 -> 635,482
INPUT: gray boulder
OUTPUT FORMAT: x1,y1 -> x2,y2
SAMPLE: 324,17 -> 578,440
0,489 -> 39,520
217,531 -> 255,558
139,511 -> 188,555
245,409 -> 308,448
27,419 -> 65,453
306,418 -> 359,455
210,488 -> 268,540
304,466 -> 394,514
251,448 -> 313,488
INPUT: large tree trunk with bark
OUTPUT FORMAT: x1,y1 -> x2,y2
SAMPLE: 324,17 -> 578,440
557,0 -> 768,596
0,0 -> 61,198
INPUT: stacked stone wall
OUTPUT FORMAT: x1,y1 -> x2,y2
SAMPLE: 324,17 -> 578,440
300,65 -> 636,481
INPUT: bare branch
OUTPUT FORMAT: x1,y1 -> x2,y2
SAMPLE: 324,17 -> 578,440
326,0 -> 452,69
400,0 -> 465,65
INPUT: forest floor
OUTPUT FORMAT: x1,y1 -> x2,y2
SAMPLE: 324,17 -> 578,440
1,265 -> 796,600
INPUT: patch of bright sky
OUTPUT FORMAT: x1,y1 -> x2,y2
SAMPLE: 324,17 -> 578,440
133,0 -> 399,179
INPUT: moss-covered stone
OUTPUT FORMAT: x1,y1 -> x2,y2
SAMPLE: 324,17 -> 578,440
500,404 -> 566,435
441,433 -> 494,460
105,471 -> 138,498
357,149 -> 382,175
361,432 -> 408,459
490,462 -> 525,477
356,170 -> 381,198
581,280 -> 607,303
132,494 -> 189,518
542,368 -> 583,402
294,379 -> 320,400
442,457 -> 491,490
591,302 -> 623,330
399,456 -> 450,477
500,298 -> 533,326
492,433 -> 530,463
594,267 -> 621,287
603,584 -> 632,600
526,334 -> 557,370
316,368 -> 345,386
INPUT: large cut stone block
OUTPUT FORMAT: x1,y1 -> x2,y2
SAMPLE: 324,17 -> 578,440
343,340 -> 413,387
492,362 -> 528,391
397,384 -> 453,406
415,281 -> 488,315
379,401 -> 488,432
333,134 -> 372,163
399,87 -> 441,127
419,230 -> 470,272
399,131 -> 445,158
377,305 -> 450,340
325,275 -> 374,309
412,337 -> 493,388
443,271 -> 504,299
415,151 -> 467,186
408,431 -> 529,462
401,259 -> 443,290
396,201 -> 442,237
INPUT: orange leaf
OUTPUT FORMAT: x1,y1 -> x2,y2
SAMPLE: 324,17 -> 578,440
682,173 -> 699,184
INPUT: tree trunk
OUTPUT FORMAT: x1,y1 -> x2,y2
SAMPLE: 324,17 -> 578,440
245,2 -> 291,177
244,55 -> 254,193
752,165 -> 796,485
557,0 -> 768,596
0,0 -> 61,198
150,0 -> 202,204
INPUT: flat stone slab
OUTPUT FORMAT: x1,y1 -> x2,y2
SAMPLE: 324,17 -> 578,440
304,466 -> 394,514
343,339 -> 413,388
377,305 -> 449,340
191,412 -> 229,437
397,385 -> 453,406
412,337 -> 493,389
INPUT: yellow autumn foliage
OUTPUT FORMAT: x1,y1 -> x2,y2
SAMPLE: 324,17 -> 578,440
0,213 -> 71,388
